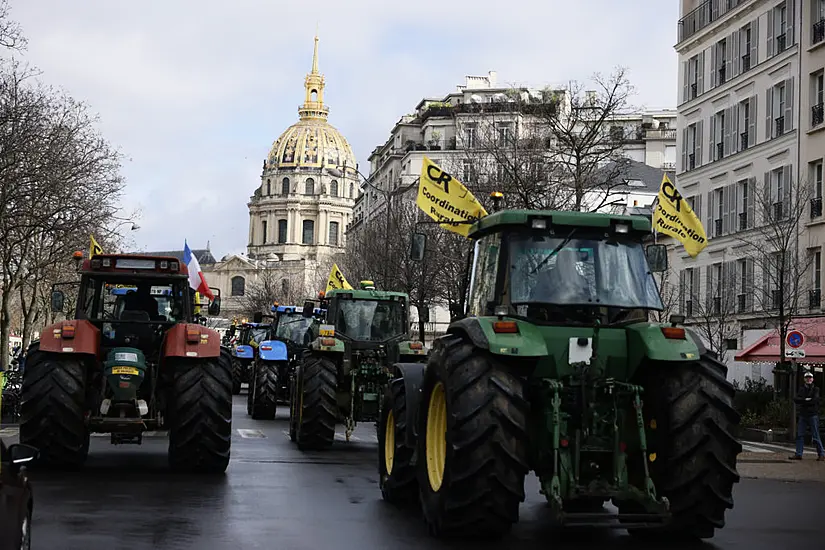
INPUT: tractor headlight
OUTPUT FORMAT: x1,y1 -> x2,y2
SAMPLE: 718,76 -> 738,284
531,219 -> 547,229
615,223 -> 629,233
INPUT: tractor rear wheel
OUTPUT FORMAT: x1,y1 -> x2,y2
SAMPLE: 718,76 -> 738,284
417,335 -> 529,538
250,361 -> 278,420
630,353 -> 741,540
378,378 -> 417,505
168,350 -> 233,473
231,360 -> 243,395
19,348 -> 89,469
295,353 -> 337,451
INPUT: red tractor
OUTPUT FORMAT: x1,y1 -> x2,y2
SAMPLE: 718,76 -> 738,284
19,254 -> 233,473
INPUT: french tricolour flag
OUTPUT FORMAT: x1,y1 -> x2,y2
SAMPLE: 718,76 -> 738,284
183,241 -> 214,301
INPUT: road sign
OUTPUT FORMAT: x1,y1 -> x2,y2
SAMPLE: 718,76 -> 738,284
786,330 -> 805,349
785,348 -> 806,358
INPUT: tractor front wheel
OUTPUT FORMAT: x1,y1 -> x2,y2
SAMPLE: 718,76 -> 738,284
295,353 -> 337,451
250,360 -> 278,420
378,378 -> 417,505
231,359 -> 243,395
417,335 -> 529,539
167,349 -> 233,473
19,349 -> 89,469
631,354 -> 741,540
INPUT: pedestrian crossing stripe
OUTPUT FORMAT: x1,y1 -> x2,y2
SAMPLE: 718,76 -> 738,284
279,429 -> 378,443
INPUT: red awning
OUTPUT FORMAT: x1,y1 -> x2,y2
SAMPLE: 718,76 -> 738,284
735,316 -> 825,364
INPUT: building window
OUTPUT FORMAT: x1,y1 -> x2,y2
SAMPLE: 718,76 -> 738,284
814,0 -> 825,45
462,160 -> 473,182
278,219 -> 288,243
497,125 -> 514,146
463,126 -> 476,148
231,276 -> 245,297
329,221 -> 339,246
330,180 -> 338,197
266,178 -> 271,195
812,70 -> 824,128
682,120 -> 702,171
282,177 -> 290,194
738,96 -> 756,150
813,250 -> 823,308
712,109 -> 725,160
350,183 -> 355,198
683,53 -> 701,101
302,219 -> 314,244
769,2 -> 789,56
766,78 -> 794,139
740,22 -> 754,73
811,160 -> 824,218
261,220 -> 267,244
737,177 -> 752,230
725,338 -> 738,351
305,178 -> 314,195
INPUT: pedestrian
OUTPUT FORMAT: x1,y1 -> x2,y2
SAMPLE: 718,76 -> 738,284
789,371 -> 825,461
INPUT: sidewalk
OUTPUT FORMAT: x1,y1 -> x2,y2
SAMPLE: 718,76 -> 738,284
737,441 -> 825,483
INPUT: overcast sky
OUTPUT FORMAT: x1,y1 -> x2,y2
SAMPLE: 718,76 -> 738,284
10,0 -> 679,258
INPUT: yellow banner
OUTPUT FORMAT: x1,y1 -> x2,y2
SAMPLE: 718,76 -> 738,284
416,156 -> 488,237
652,173 -> 707,258
325,263 -> 353,293
90,234 -> 103,258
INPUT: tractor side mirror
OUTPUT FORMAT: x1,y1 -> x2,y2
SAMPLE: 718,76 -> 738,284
303,301 -> 315,317
252,311 -> 263,324
51,290 -> 65,312
208,296 -> 221,316
410,232 -> 426,262
645,244 -> 668,273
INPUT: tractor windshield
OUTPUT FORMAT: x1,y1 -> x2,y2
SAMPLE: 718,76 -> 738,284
275,313 -> 314,344
333,299 -> 405,342
80,279 -> 189,323
241,327 -> 268,346
508,234 -> 663,311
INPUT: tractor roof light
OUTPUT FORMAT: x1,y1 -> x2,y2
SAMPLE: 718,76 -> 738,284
531,218 -> 547,230
614,223 -> 630,234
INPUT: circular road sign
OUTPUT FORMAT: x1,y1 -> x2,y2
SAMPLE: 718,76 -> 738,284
787,330 -> 805,349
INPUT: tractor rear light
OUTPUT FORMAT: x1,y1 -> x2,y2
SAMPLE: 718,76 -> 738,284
261,345 -> 272,351
560,439 -> 569,447
661,326 -> 686,339
620,442 -> 627,453
61,323 -> 75,339
492,321 -> 518,333
186,328 -> 200,343
409,342 -> 423,350
321,338 -> 336,347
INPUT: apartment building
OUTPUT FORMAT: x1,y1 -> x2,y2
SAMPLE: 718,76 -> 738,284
673,0 -> 825,383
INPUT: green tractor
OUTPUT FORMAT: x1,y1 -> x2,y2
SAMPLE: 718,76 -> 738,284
378,207 -> 741,540
289,282 -> 428,450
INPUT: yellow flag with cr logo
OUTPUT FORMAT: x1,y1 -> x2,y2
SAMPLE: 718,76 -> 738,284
325,263 -> 353,293
652,173 -> 707,258
416,156 -> 487,238
90,234 -> 103,258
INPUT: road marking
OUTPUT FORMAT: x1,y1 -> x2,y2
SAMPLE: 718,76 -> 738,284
741,443 -> 773,453
0,427 -> 19,436
237,429 -> 266,438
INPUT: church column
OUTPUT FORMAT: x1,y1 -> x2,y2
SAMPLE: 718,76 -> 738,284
319,209 -> 327,246
248,211 -> 255,247
288,209 -> 296,244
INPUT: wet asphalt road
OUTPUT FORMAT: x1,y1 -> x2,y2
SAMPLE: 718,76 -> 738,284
3,394 -> 824,550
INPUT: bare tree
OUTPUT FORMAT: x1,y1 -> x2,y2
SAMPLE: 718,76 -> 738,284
690,263 -> 740,359
0,61 -> 125,367
0,0 -> 26,52
651,268 -> 680,324
735,171 -> 814,372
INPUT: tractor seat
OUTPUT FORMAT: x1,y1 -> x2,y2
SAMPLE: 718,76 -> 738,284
115,310 -> 154,348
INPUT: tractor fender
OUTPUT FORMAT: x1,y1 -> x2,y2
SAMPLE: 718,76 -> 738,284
233,344 -> 255,359
685,327 -> 711,357
258,340 -> 288,361
162,324 -> 221,359
38,319 -> 101,358
447,317 -> 549,358
625,322 -> 701,365
390,362 -> 427,449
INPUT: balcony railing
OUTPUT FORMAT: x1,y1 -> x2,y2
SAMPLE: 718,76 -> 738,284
662,161 -> 676,170
772,289 -> 782,310
644,129 -> 677,140
737,293 -> 746,312
811,197 -> 823,218
813,19 -> 825,45
690,82 -> 698,99
712,296 -> 722,315
678,0 -> 745,42
739,211 -> 748,230
810,289 -> 822,309
714,218 -> 723,236
718,64 -> 727,85
685,299 -> 693,317
688,153 -> 696,170
773,201 -> 784,220
813,103 -> 824,128
775,116 -> 785,136
776,32 -> 787,53
741,53 -> 751,72
716,141 -> 724,160
740,131 -> 749,151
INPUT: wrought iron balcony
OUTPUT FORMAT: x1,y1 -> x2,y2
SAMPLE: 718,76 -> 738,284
811,197 -> 823,218
740,131 -> 749,151
813,19 -> 825,45
741,53 -> 751,72
739,211 -> 748,230
812,103 -> 824,128
810,289 -> 822,309
775,116 -> 785,136
714,218 -> 723,236
773,201 -> 784,220
772,289 -> 782,310
776,33 -> 787,53
688,153 -> 696,170
718,64 -> 727,85
716,142 -> 724,160
737,293 -> 746,313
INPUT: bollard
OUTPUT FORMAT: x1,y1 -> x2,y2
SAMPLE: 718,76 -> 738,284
765,428 -> 773,443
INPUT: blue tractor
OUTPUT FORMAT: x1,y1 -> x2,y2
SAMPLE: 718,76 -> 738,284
247,304 -> 324,419
230,322 -> 269,395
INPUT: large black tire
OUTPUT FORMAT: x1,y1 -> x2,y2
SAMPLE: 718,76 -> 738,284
167,349 -> 233,473
378,378 -> 417,505
250,360 -> 278,420
295,353 -> 337,451
629,354 -> 741,540
231,360 -> 243,395
417,335 -> 529,539
19,348 -> 89,469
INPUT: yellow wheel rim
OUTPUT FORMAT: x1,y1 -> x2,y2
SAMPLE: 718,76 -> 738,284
384,410 -> 395,474
426,382 -> 447,491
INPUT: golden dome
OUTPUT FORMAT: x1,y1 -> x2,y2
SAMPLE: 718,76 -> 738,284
265,35 -> 356,171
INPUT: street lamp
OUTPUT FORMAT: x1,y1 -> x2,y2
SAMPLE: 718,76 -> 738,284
327,166 -> 419,288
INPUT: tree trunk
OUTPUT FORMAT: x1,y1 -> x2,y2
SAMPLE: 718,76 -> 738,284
0,290 -> 12,370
